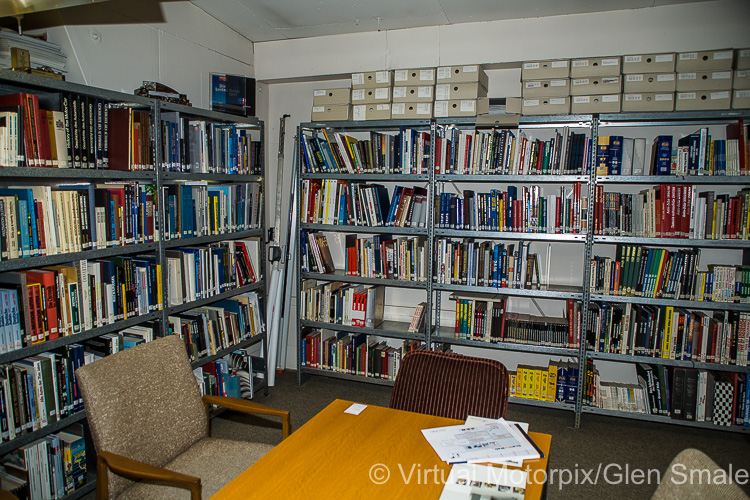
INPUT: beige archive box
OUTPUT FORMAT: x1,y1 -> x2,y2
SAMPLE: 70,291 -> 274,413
737,49 -> 750,70
436,66 -> 489,87
676,50 -> 733,72
622,93 -> 675,112
434,99 -> 489,118
571,94 -> 621,113
351,71 -> 392,89
732,90 -> 750,110
311,105 -> 350,121
622,53 -> 676,74
393,68 -> 436,85
392,85 -> 434,103
312,88 -> 351,106
521,97 -> 570,115
675,91 -> 731,111
522,79 -> 569,98
391,102 -> 433,119
734,69 -> 750,90
435,82 -> 488,100
521,60 -> 570,80
623,73 -> 676,93
351,87 -> 392,104
570,76 -> 621,96
352,103 -> 392,121
570,57 -> 621,78
676,71 -> 733,92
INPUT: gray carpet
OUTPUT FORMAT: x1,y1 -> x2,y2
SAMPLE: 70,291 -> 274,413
210,371 -> 750,500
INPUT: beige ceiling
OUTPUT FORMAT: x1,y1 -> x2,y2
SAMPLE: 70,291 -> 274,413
189,0 -> 715,43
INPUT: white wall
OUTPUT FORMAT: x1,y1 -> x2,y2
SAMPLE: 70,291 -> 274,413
255,0 -> 750,372
41,1 -> 254,109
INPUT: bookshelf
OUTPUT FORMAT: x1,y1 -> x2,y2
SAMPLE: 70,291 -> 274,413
0,68 -> 268,497
295,109 -> 750,433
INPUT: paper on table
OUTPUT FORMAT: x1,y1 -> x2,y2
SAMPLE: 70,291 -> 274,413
422,419 -> 541,464
344,403 -> 367,415
464,416 -> 530,467
439,463 -> 527,500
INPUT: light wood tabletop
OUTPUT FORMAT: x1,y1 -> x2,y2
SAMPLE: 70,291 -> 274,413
213,399 -> 551,499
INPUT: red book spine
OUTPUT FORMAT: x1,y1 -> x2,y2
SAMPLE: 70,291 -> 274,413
567,299 -> 575,347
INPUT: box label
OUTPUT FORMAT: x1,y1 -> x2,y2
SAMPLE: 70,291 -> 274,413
624,55 -> 641,63
523,99 -> 540,106
352,105 -> 366,120
655,94 -> 673,101
376,104 -> 390,111
602,58 -> 620,66
602,95 -> 620,103
713,71 -> 732,79
714,51 -> 732,60
375,71 -> 390,84
313,90 -> 326,97
460,100 -> 475,112
435,84 -> 450,100
710,91 -> 730,99
737,90 -> 750,98
550,98 -> 567,105
655,54 -> 674,63
463,65 -> 478,73
573,96 -> 590,103
602,77 -> 620,84
525,81 -> 542,88
434,101 -> 449,115
678,92 -> 697,99
437,67 -> 452,79
420,69 -> 435,81
375,88 -> 390,99
550,79 -> 567,87
551,61 -> 568,68
626,74 -> 644,82
391,103 -> 405,114
352,89 -> 365,101
572,78 -> 589,86
573,60 -> 589,67
680,52 -> 698,60
625,94 -> 643,101
312,106 -> 325,113
393,87 -> 407,99
738,70 -> 750,78
352,73 -> 365,86
418,86 -> 433,98
741,50 -> 750,58
657,74 -> 675,81
679,73 -> 697,80
524,62 -> 540,70
394,70 -> 408,82
417,103 -> 432,114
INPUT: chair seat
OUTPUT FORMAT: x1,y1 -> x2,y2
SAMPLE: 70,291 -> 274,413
117,438 -> 274,500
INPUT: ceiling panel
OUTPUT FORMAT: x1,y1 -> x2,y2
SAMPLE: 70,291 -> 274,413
191,0 -> 281,42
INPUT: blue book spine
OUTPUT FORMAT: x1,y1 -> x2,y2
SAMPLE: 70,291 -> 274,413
16,199 -> 30,258
654,135 -> 672,175
608,136 -> 623,175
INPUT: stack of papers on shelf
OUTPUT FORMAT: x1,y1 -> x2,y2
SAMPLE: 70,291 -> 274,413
421,417 -> 540,465
0,29 -> 67,73
439,463 -> 527,500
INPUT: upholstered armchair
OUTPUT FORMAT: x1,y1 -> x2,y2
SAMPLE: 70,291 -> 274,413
390,349 -> 510,420
76,334 -> 290,500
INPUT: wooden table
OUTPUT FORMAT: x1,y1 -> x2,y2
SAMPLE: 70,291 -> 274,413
213,399 -> 551,499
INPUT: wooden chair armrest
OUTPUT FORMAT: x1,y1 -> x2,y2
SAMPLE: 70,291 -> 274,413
202,394 -> 291,439
96,450 -> 201,500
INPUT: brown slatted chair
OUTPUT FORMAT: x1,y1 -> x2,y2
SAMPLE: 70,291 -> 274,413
389,349 -> 509,420
76,334 -> 290,500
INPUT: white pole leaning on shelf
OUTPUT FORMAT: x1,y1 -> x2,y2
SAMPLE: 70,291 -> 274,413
266,114 -> 290,387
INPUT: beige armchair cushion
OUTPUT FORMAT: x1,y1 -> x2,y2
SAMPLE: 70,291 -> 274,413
117,438 -> 273,500
76,335 -> 209,498
651,448 -> 749,500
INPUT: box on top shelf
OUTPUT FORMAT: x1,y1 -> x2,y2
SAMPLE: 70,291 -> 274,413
394,68 -> 436,85
622,53 -> 676,74
570,57 -> 621,78
676,71 -> 733,92
391,102 -> 433,119
570,76 -> 621,96
352,71 -> 392,89
735,69 -> 750,90
392,85 -> 434,103
311,104 -> 350,121
622,93 -> 674,112
737,49 -> 750,70
312,88 -> 351,106
732,89 -> 750,109
351,87 -> 392,104
433,98 -> 489,117
435,82 -> 488,100
570,94 -> 621,113
675,49 -> 733,72
623,73 -> 676,93
521,60 -> 570,80
521,96 -> 570,115
675,91 -> 731,111
521,79 -> 569,98
436,65 -> 488,87
352,103 -> 391,121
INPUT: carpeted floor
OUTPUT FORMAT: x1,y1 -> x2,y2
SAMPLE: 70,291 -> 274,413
209,371 -> 750,500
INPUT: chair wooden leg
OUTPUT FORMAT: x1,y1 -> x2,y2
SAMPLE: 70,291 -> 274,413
96,455 -> 109,500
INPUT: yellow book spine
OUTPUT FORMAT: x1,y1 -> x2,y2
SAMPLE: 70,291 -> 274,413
533,369 -> 542,400
662,306 -> 673,358
541,371 -> 549,401
517,366 -> 525,398
547,364 -> 558,402
509,372 -> 516,397
156,264 -> 163,310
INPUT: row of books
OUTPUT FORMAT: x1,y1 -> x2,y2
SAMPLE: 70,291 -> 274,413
301,129 -> 431,174
301,180 -> 428,228
436,184 -> 587,234
0,183 -> 158,261
0,258 -> 161,352
0,423 -> 86,500
343,234 -> 428,282
590,246 -> 749,302
160,112 -> 262,174
300,282 -> 385,328
587,303 -> 750,366
300,328 -> 423,380
585,362 -> 750,426
166,292 -> 265,361
162,182 -> 262,241
508,359 -> 578,404
0,91 -> 153,170
435,127 -> 591,175
434,239 -> 544,290
593,185 -> 750,239
165,241 -> 259,306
